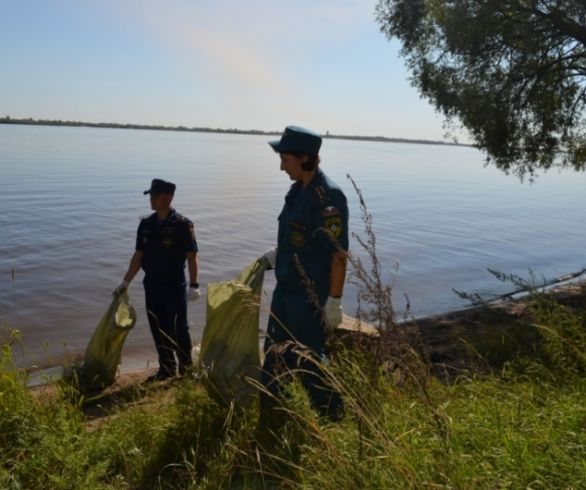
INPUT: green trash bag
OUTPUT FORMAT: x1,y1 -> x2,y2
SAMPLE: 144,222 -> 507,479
199,259 -> 265,406
81,291 -> 136,390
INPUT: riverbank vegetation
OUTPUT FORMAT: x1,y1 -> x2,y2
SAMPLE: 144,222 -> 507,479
1,279 -> 585,489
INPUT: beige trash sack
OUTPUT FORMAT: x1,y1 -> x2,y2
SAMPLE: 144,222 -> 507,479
198,260 -> 265,406
81,290 -> 136,390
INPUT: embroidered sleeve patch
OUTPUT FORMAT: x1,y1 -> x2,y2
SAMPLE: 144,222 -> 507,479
324,216 -> 342,239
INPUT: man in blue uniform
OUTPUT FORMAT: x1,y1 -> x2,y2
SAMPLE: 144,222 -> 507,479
114,179 -> 200,381
260,126 -> 349,421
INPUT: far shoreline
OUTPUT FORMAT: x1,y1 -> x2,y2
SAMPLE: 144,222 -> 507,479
0,117 -> 468,148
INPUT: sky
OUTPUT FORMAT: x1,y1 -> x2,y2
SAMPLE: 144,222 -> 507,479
0,0 -> 451,141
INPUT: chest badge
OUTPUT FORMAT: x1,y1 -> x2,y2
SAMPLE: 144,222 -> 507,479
162,237 -> 174,248
288,220 -> 306,248
290,231 -> 306,248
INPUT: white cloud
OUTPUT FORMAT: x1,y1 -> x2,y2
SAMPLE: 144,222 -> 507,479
99,0 -> 374,91
85,0 -> 447,139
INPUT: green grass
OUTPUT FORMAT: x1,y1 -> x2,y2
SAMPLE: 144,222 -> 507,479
1,286 -> 586,489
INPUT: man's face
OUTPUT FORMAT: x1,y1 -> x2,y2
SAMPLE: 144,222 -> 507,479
280,153 -> 308,181
149,193 -> 173,210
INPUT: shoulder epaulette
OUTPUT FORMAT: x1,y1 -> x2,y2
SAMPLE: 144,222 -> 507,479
313,185 -> 329,205
177,214 -> 192,225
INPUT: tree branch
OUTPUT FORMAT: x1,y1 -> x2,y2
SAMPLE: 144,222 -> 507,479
533,6 -> 586,48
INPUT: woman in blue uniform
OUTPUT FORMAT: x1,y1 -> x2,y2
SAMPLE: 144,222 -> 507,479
260,126 -> 349,421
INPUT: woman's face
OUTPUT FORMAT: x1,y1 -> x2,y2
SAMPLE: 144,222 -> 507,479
280,153 -> 308,181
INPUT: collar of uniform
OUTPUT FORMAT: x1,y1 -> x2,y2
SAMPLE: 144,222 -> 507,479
149,208 -> 177,223
285,169 -> 325,205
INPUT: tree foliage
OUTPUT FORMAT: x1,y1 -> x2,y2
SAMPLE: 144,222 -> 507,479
376,0 -> 586,177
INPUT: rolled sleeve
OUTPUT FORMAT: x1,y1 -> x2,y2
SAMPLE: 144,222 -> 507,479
135,221 -> 145,251
183,220 -> 199,254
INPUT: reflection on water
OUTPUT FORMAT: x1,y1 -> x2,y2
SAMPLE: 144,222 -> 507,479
1,124 -> 585,369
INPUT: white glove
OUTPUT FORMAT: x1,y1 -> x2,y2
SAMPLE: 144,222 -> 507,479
324,296 -> 343,331
188,285 -> 201,301
113,279 -> 129,296
260,247 -> 277,270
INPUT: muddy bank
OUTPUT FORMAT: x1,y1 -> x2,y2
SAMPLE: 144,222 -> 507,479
336,281 -> 586,378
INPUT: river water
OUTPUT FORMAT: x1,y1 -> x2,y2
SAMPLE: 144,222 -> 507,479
1,124 -> 585,370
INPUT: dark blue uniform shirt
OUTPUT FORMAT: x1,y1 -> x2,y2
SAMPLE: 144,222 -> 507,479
275,169 -> 349,294
135,209 -> 198,286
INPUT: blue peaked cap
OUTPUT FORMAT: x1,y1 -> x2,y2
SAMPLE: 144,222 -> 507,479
143,178 -> 176,195
268,125 -> 322,155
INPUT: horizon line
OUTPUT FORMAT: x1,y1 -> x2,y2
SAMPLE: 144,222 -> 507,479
0,116 -> 468,148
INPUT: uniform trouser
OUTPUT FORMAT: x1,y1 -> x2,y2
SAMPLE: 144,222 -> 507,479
144,282 -> 192,375
260,284 -> 344,421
